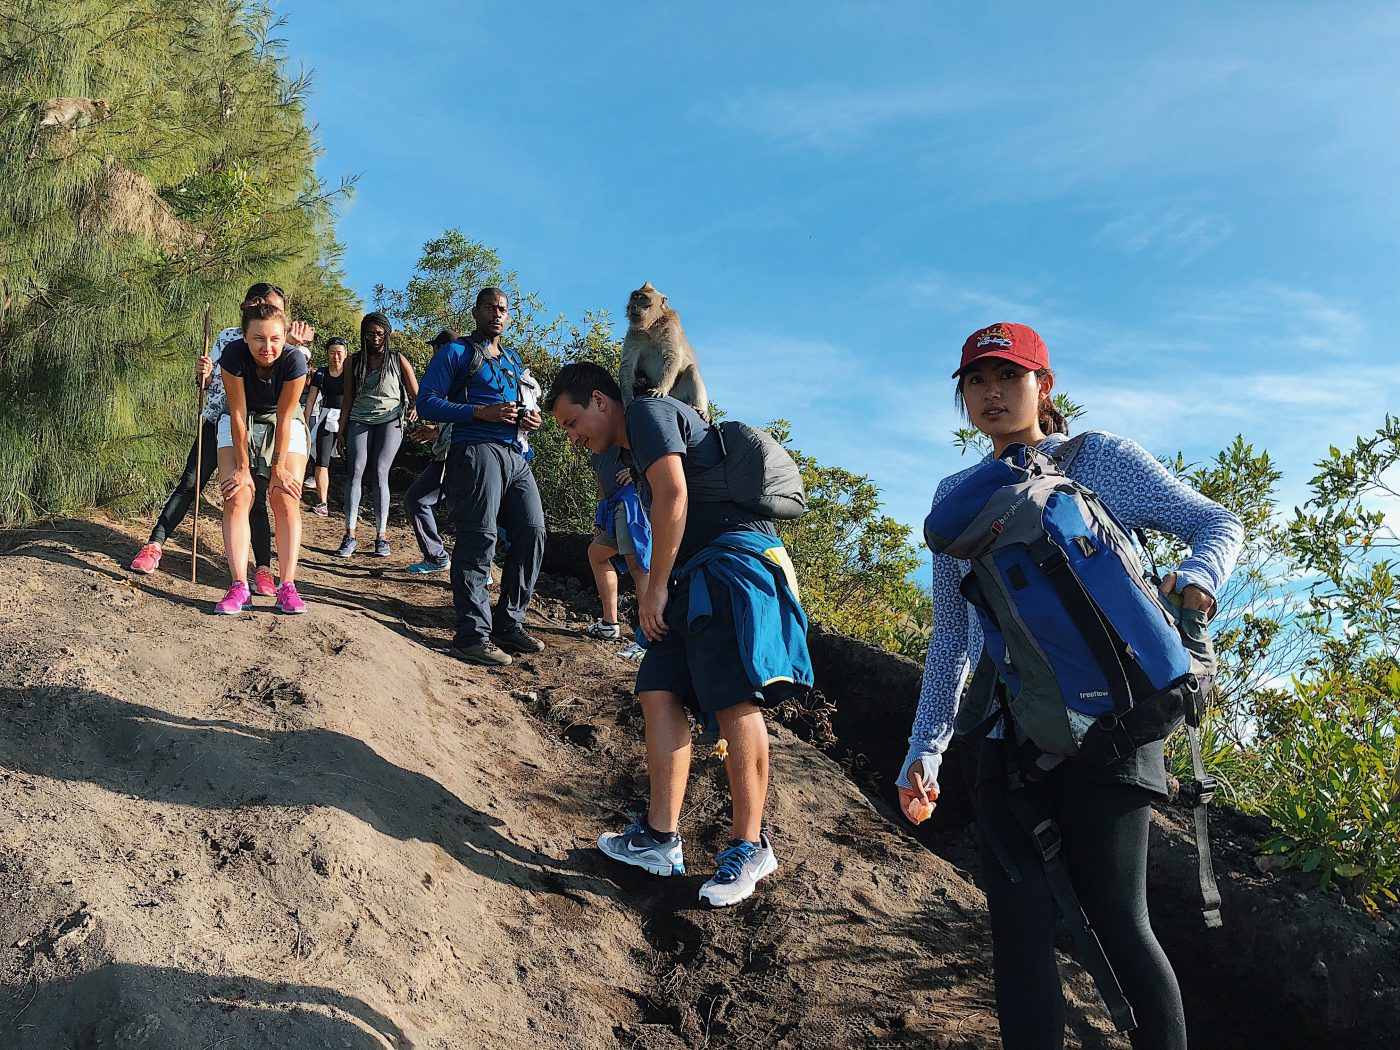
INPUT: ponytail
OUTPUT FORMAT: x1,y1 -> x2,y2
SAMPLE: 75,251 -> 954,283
1036,368 -> 1069,435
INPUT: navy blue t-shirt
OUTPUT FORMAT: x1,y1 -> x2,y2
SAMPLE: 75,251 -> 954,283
218,339 -> 308,413
625,396 -> 775,564
591,445 -> 628,500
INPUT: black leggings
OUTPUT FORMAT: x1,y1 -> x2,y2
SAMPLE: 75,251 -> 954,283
976,768 -> 1186,1050
149,420 -> 273,567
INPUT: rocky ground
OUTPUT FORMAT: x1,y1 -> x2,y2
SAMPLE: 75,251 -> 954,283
0,502 -> 1395,1049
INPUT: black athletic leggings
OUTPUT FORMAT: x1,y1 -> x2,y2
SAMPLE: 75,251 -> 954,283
149,419 -> 273,568
975,765 -> 1187,1050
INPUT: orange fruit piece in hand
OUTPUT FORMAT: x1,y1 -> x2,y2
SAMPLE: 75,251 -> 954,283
906,798 -> 935,824
713,739 -> 728,760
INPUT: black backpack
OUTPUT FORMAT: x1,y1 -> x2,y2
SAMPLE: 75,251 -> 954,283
631,401 -> 807,521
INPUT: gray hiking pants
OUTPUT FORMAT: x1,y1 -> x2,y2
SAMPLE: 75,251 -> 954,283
405,459 -> 447,563
444,441 -> 545,648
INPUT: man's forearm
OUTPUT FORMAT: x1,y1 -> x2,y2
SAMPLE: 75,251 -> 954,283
648,490 -> 687,584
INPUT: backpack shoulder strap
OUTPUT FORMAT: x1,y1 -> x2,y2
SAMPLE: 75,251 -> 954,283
1050,433 -> 1090,472
448,339 -> 489,402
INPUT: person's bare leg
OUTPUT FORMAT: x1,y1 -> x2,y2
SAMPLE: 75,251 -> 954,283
716,701 -> 768,843
588,539 -> 620,623
639,690 -> 693,833
623,554 -> 650,607
272,452 -> 306,581
315,464 -> 329,506
217,446 -> 253,584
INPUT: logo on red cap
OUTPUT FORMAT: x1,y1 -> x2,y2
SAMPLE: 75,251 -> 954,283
975,324 -> 1015,350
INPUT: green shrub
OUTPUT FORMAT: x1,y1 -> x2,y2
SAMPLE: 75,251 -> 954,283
1255,674 -> 1400,910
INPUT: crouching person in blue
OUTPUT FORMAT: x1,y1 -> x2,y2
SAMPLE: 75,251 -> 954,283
545,362 -> 812,907
416,288 -> 546,666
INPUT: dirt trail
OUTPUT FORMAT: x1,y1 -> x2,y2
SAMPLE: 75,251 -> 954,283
0,511 -> 1127,1049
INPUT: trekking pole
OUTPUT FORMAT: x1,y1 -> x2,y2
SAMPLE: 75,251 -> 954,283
191,303 -> 211,584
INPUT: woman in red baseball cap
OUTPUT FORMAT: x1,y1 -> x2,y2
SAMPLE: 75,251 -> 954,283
899,322 -> 1245,1049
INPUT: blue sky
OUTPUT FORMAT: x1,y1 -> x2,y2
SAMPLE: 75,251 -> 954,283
285,1 -> 1400,541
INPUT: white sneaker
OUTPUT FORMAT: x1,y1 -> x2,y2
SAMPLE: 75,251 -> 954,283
617,641 -> 647,662
583,619 -> 622,640
698,832 -> 777,907
598,819 -> 686,876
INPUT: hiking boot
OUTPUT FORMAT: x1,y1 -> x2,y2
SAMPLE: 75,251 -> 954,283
213,581 -> 252,616
617,641 -> 647,662
253,567 -> 277,597
312,502 -> 329,517
335,534 -> 357,558
492,626 -> 544,655
698,832 -> 777,907
374,537 -> 391,558
275,581 -> 307,614
451,641 -> 513,667
130,543 -> 162,575
406,558 -> 450,574
598,818 -> 685,877
583,619 -> 622,640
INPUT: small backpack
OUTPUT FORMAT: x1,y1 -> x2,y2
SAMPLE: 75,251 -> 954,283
691,419 -> 807,521
631,402 -> 808,521
926,437 -> 1213,765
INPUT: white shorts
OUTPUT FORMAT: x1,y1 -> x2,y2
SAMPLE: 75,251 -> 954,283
216,414 -> 309,455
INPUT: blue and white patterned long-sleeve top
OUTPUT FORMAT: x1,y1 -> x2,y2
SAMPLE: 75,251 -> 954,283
896,430 -> 1245,790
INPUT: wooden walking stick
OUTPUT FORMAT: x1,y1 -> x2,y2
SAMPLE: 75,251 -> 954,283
191,303 -> 211,583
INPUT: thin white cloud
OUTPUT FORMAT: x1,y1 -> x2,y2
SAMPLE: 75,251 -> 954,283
1095,205 -> 1233,260
705,83 -> 981,150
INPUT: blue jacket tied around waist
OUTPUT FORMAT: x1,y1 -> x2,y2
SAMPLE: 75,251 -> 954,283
594,483 -> 652,574
677,530 -> 813,696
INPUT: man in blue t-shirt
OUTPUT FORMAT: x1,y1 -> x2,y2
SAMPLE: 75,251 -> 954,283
545,361 -> 802,908
416,288 -> 546,666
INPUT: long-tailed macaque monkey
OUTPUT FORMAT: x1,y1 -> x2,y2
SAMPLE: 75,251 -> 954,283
619,282 -> 709,419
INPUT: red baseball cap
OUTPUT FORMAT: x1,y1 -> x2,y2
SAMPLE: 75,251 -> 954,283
952,322 -> 1049,378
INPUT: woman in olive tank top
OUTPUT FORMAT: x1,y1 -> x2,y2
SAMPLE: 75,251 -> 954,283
335,312 -> 420,558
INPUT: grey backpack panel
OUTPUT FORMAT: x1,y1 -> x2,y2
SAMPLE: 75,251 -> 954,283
687,420 -> 807,521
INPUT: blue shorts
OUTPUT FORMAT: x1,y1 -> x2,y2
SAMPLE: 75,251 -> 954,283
634,575 -> 764,715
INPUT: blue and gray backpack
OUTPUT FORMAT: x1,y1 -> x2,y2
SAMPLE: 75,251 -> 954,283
925,436 -> 1215,767
925,434 -> 1223,1032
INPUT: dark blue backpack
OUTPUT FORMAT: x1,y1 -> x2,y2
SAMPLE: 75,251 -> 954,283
926,437 -> 1213,766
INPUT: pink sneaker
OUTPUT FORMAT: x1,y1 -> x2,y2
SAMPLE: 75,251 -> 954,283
130,543 -> 162,574
275,581 -> 307,615
253,568 -> 277,597
214,581 -> 252,615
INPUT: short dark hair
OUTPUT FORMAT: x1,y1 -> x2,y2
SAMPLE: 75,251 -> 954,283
543,362 -> 622,412
326,336 -> 347,348
475,286 -> 507,307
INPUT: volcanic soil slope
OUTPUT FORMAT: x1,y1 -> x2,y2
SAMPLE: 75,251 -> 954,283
0,514 -> 1127,1049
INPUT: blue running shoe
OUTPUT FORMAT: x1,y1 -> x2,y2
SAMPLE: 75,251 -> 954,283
374,537 -> 391,558
335,534 -> 357,558
406,558 -> 450,574
598,818 -> 685,877
699,832 -> 777,907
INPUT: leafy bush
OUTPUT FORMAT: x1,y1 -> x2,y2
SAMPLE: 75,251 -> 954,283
1255,674 -> 1400,910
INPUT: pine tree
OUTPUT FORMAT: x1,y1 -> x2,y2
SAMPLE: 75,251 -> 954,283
0,0 -> 359,525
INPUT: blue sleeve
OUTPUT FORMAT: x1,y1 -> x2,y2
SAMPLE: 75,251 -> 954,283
898,472 -> 982,790
1072,432 -> 1244,599
626,400 -> 687,479
416,343 -> 476,424
283,349 -> 308,382
218,342 -> 247,378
